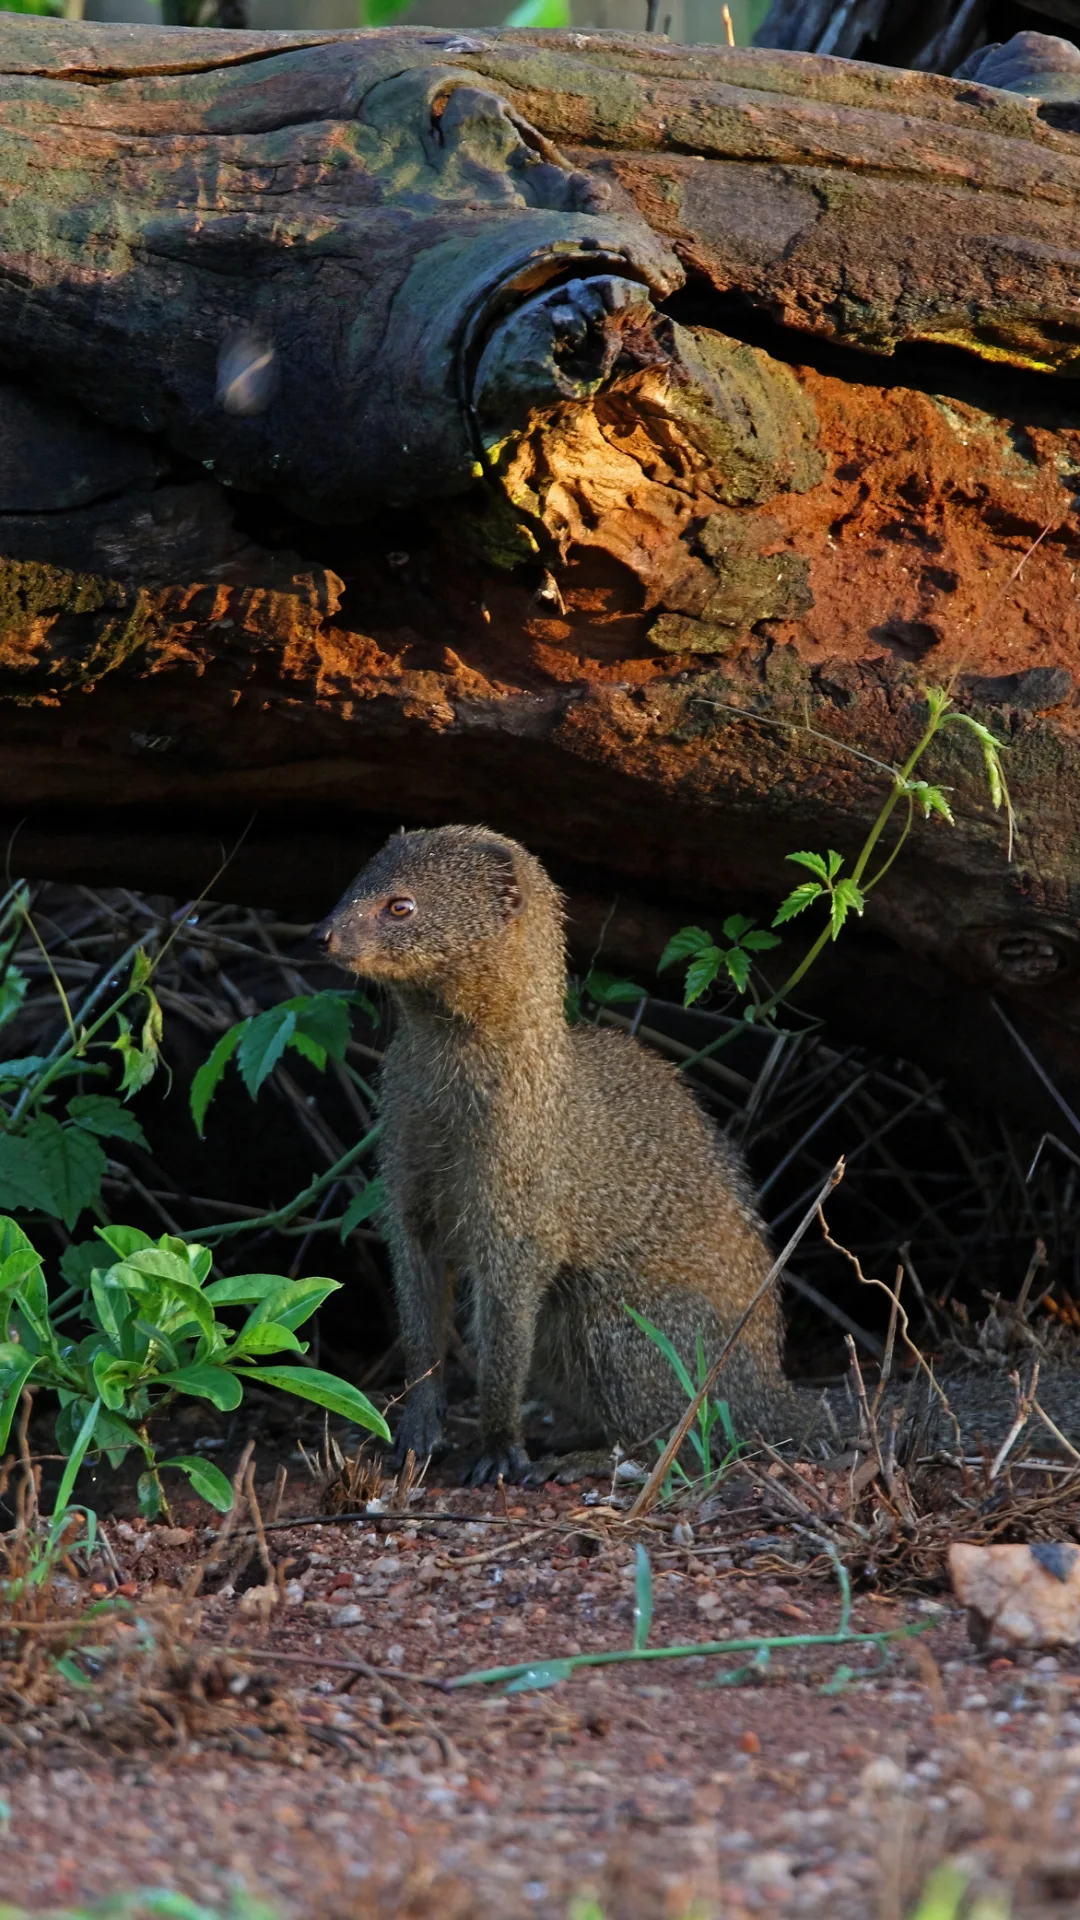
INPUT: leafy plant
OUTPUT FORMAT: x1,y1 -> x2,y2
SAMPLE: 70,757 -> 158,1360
908,1865 -> 1011,1920
0,1213 -> 389,1520
659,686 -> 1011,1051
189,989 -> 374,1136
624,1304 -> 744,1492
0,885 -> 168,1231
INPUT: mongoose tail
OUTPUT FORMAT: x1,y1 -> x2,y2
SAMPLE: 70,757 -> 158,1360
316,825 -> 800,1483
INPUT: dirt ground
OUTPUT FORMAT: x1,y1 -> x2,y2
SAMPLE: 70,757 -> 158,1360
1,1460 -> 1079,1920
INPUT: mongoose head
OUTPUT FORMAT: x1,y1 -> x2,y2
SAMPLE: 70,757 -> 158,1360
314,825 -> 559,997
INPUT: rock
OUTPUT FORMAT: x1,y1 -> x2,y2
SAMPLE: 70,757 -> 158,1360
949,1543 -> 1080,1651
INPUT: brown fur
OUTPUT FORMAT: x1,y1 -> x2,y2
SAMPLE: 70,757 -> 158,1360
316,825 -> 812,1483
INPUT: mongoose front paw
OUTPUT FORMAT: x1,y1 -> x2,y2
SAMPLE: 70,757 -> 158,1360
463,1441 -> 531,1487
390,1396 -> 446,1467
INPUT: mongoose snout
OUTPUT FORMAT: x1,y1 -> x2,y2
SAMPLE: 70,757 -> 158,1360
319,823 -> 803,1486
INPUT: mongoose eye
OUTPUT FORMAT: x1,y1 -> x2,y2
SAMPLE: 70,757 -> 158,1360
384,896 -> 416,920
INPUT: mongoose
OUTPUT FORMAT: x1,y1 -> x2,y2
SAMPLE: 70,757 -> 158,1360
315,824 -> 812,1483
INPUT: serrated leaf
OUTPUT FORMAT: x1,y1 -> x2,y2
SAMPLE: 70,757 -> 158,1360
633,1542 -> 653,1652
684,948 -> 722,1006
190,1021 -> 246,1136
906,780 -> 955,824
583,971 -> 645,1006
772,882 -> 824,926
112,1019 -> 159,1098
829,879 -> 866,940
739,928 -> 782,951
130,947 -> 154,991
155,1363 -> 244,1411
0,1117 -> 106,1229
237,1006 -> 297,1099
239,1366 -> 390,1439
0,1053 -> 47,1086
289,993 -> 352,1063
66,1095 -> 149,1147
785,851 -> 830,880
160,1455 -> 234,1513
657,926 -> 715,972
723,945 -> 752,993
340,1179 -> 387,1240
826,849 -> 844,879
721,913 -> 756,944
59,1239 -> 104,1292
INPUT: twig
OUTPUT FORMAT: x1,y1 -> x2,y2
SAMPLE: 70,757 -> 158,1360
993,1000 -> 1080,1143
628,1159 -> 845,1520
1030,1397 -> 1080,1466
989,1364 -> 1039,1482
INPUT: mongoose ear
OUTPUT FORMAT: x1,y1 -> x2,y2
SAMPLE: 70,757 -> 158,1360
485,843 -> 528,920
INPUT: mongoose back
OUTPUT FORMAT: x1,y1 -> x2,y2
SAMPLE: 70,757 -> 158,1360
316,823 -> 807,1483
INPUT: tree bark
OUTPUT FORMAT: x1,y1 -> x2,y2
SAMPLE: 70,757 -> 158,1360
1,21 -> 1080,1104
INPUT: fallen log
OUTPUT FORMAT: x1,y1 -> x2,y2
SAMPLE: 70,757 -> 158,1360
1,21 -> 1079,1108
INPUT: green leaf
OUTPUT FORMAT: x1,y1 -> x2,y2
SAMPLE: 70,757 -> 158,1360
138,1469 -> 164,1519
657,926 -> 715,972
829,878 -> 866,940
237,1006 -> 297,1099
583,971 -> 645,1006
155,1363 -> 244,1411
772,882 -> 824,926
112,1016 -> 159,1098
54,1396 -> 100,1516
723,946 -> 752,993
59,1239 -> 105,1292
95,1223 -> 154,1261
240,1366 -> 390,1439
624,1303 -> 695,1400
721,913 -> 756,944
241,1276 -> 340,1333
190,1021 -> 246,1136
231,1322 -> 305,1356
290,993 -> 352,1064
130,947 -> 154,991
826,850 -> 844,879
505,1660 -> 575,1693
785,851 -> 830,880
0,1350 -> 38,1449
633,1542 -> 653,1652
684,948 -> 722,1006
504,0 -> 572,20
340,1178 -> 387,1240
203,1271 -> 297,1307
91,1350 -> 138,1412
65,1095 -> 149,1148
0,1117 -> 106,1229
0,964 -> 27,1032
160,1455 -> 235,1513
0,1053 -> 46,1087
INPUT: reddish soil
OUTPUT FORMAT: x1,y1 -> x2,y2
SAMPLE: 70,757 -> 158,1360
1,1469 -> 1079,1920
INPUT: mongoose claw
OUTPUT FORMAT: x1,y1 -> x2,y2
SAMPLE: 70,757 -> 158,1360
462,1440 -> 532,1487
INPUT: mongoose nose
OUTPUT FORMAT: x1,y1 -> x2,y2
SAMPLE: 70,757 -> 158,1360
311,918 -> 336,952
